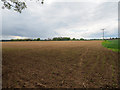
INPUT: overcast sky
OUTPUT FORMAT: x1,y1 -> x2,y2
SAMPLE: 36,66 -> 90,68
1,0 -> 119,40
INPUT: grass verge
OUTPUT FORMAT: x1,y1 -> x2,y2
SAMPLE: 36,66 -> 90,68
102,39 -> 120,52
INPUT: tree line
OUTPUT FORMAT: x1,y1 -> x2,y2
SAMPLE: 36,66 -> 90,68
2,37 -> 118,42
10,37 -> 85,41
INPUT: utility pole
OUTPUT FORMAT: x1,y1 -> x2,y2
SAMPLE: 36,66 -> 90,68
101,29 -> 105,40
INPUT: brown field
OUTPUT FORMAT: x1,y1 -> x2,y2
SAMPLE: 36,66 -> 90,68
2,41 -> 119,88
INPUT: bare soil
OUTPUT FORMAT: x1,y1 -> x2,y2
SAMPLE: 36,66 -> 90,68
2,41 -> 119,88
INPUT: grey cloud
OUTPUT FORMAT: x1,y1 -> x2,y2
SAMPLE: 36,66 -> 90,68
2,2 -> 118,39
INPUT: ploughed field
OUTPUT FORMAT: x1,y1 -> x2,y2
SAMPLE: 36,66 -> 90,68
2,41 -> 119,88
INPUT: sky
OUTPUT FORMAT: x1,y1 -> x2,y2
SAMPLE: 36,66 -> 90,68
1,0 -> 119,40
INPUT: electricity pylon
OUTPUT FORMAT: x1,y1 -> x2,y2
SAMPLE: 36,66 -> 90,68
101,29 -> 105,40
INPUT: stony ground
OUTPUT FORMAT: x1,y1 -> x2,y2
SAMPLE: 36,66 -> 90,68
2,41 -> 119,88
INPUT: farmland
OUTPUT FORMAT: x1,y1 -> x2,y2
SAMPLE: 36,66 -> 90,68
102,39 -> 120,52
2,41 -> 119,88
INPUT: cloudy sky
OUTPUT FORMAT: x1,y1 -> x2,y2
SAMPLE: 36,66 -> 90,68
1,0 -> 119,40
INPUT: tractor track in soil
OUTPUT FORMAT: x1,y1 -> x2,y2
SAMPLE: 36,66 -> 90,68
2,41 -> 119,88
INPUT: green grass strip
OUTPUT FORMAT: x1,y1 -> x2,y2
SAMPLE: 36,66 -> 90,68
102,39 -> 120,52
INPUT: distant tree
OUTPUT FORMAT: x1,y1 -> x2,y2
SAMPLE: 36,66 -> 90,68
37,38 -> 40,41
62,37 -> 70,41
72,38 -> 76,40
11,38 -> 33,41
80,38 -> 84,40
53,37 -> 70,41
48,38 -> 51,41
11,39 -> 15,41
53,37 -> 58,41
34,39 -> 37,41
26,39 -> 33,41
